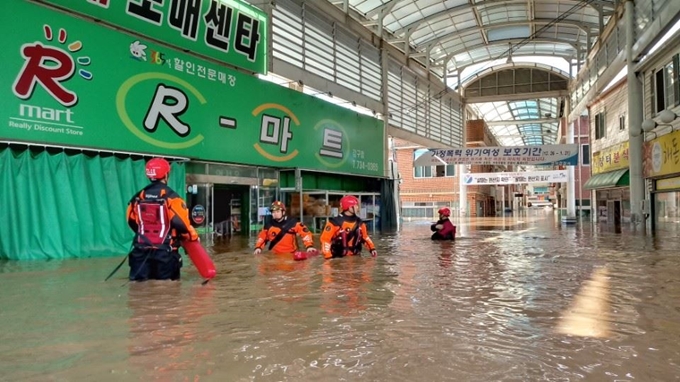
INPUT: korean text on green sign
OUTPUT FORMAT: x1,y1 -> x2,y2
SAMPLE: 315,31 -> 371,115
1,0 -> 384,177
38,0 -> 267,74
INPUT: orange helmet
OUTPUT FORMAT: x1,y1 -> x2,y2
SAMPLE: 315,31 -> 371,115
145,158 -> 171,180
438,207 -> 451,217
270,201 -> 286,212
340,195 -> 359,211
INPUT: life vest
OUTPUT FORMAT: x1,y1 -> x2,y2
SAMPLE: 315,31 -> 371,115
133,196 -> 172,251
330,220 -> 363,257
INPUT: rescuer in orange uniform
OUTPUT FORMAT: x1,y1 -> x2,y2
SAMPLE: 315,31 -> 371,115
253,201 -> 315,255
319,195 -> 378,259
125,158 -> 198,281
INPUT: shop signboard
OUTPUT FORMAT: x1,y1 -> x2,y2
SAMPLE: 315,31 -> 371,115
643,129 -> 680,178
38,0 -> 268,74
413,144 -> 578,167
1,1 -> 384,177
592,141 -> 629,175
656,176 -> 680,191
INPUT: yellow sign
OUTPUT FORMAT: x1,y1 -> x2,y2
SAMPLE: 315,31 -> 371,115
592,141 -> 629,174
657,176 -> 680,191
645,129 -> 680,178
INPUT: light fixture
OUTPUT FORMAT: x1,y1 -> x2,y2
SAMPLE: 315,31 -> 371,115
641,119 -> 657,133
660,109 -> 677,124
639,109 -> 679,139
506,42 -> 513,64
310,90 -> 332,97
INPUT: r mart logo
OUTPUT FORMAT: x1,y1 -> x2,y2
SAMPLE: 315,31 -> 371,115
13,25 -> 93,107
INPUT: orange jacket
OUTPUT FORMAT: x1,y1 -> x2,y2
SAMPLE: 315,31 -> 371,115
255,217 -> 313,255
319,215 -> 375,259
126,182 -> 198,250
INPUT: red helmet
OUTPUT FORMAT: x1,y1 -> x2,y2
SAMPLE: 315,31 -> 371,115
145,158 -> 171,180
340,195 -> 359,211
270,201 -> 286,212
438,207 -> 451,217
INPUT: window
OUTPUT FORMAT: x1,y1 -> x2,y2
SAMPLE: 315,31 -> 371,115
445,164 -> 455,176
595,112 -> 606,139
581,144 -> 590,166
665,63 -> 675,109
413,149 -> 454,178
415,164 -> 455,178
654,57 -> 680,113
414,165 -> 432,178
655,68 -> 665,113
619,115 -> 626,131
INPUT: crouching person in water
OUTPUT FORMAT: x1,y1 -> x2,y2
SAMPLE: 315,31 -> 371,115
253,201 -> 315,255
126,158 -> 199,281
431,207 -> 456,240
320,195 -> 378,259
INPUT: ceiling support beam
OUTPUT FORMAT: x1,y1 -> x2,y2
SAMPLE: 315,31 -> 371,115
484,118 -> 560,126
466,90 -> 568,103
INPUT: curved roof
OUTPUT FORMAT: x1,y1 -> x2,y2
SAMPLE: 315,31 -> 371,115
471,98 -> 562,146
335,0 -> 615,73
460,61 -> 571,88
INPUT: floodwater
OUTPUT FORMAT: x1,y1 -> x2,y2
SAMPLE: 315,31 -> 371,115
2,213 -> 680,381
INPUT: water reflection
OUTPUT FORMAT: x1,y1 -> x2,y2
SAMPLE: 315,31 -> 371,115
126,282 -> 218,380
320,256 -> 377,316
2,215 -> 680,381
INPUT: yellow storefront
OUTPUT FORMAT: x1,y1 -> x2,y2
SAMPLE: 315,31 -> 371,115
585,142 -> 630,224
644,130 -> 680,233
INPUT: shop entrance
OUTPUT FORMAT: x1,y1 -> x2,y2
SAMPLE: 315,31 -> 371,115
212,185 -> 250,237
186,183 -> 250,239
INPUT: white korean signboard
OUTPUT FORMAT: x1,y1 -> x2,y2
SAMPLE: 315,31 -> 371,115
462,170 -> 568,185
413,144 -> 579,166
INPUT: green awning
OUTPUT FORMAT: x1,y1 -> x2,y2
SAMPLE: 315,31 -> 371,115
583,168 -> 630,190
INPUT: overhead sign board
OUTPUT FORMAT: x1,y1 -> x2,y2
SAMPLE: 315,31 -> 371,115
413,145 -> 579,167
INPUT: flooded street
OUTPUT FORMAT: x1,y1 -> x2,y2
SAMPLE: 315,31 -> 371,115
2,213 -> 680,381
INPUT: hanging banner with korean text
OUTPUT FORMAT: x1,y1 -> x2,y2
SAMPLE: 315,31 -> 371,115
1,1 -> 384,177
643,129 -> 680,178
412,144 -> 579,167
592,141 -> 629,174
462,170 -> 568,185
38,0 -> 268,74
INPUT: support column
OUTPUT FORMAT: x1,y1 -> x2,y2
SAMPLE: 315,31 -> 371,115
380,38 -> 400,229
562,119 -> 577,224
380,41 -> 390,179
263,2 -> 274,74
626,0 -> 645,229
459,165 -> 467,217
295,168 -> 303,223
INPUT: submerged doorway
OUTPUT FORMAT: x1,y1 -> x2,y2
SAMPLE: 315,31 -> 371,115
185,162 -> 280,239
186,183 -> 251,239
212,185 -> 250,237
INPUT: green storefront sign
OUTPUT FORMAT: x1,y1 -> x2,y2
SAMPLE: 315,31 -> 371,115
37,0 -> 268,74
1,1 -> 385,177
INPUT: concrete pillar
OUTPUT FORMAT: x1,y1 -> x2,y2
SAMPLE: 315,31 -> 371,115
563,120 -> 577,223
295,168 -> 303,223
459,164 -> 467,217
381,42 -> 390,179
626,0 -> 645,229
381,38 -> 400,229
